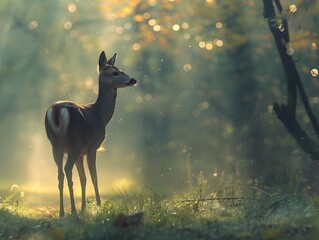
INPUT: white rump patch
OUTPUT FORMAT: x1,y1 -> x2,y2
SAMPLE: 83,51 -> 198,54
47,107 -> 70,134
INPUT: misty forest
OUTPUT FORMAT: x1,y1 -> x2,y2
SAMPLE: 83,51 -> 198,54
1,0 -> 319,239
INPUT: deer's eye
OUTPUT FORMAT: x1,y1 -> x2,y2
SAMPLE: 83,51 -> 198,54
112,72 -> 119,76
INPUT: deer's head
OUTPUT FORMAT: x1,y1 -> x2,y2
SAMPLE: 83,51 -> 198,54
98,51 -> 137,88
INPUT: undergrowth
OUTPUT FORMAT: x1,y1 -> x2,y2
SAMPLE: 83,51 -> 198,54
0,176 -> 319,240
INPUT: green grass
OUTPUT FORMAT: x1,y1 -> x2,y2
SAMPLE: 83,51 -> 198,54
1,184 -> 319,239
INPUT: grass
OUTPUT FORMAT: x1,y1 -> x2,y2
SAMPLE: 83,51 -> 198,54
1,181 -> 319,239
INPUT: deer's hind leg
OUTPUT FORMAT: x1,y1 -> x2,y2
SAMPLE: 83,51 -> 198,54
52,145 -> 65,217
64,147 -> 82,215
75,155 -> 87,212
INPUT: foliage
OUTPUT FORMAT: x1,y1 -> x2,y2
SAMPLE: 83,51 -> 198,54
0,183 -> 319,239
0,0 -> 319,204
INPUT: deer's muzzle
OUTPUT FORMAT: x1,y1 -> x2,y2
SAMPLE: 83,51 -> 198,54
127,78 -> 137,86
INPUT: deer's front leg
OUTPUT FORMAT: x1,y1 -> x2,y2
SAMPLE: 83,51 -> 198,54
87,149 -> 101,206
75,155 -> 87,212
65,149 -> 81,215
52,146 -> 65,217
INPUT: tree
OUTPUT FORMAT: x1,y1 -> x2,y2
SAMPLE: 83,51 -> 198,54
263,0 -> 319,188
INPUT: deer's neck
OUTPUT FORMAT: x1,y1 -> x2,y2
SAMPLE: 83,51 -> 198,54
93,80 -> 117,127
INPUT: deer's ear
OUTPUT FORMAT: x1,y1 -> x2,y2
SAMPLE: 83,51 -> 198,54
107,53 -> 117,66
99,51 -> 107,68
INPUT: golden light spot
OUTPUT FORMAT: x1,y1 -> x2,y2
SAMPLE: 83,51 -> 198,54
184,33 -> 191,40
199,102 -> 209,110
132,43 -> 141,51
216,21 -> 223,28
10,184 -> 19,192
285,42 -> 294,55
213,171 -> 218,177
183,64 -> 192,72
172,24 -> 180,31
289,4 -> 297,13
199,41 -> 206,48
121,7 -> 133,16
116,26 -> 124,34
311,42 -> 317,50
85,77 -> 94,89
29,20 -> 38,29
278,24 -> 285,32
267,105 -> 273,113
135,96 -> 143,103
215,39 -> 224,47
153,24 -> 161,32
124,23 -> 132,30
145,94 -> 153,101
133,14 -> 144,22
148,0 -> 156,6
311,68 -> 318,77
64,21 -> 72,30
181,22 -> 189,29
143,12 -> 151,19
286,47 -> 294,56
68,2 -> 77,13
206,42 -> 213,50
69,30 -> 78,38
148,19 -> 156,26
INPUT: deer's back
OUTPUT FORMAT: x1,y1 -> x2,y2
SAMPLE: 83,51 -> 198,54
45,101 -> 106,152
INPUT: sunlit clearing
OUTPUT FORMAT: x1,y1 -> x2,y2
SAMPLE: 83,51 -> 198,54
311,68 -> 318,77
112,177 -> 135,190
289,4 -> 297,13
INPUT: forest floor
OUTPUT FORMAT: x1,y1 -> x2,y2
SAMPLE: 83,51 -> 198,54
1,184 -> 319,240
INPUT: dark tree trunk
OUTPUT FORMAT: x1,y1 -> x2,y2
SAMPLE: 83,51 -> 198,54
263,0 -> 319,161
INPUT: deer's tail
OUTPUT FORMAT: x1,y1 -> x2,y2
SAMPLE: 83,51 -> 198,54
46,106 -> 70,135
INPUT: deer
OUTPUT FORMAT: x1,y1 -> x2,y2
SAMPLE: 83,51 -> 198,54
45,51 -> 137,217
